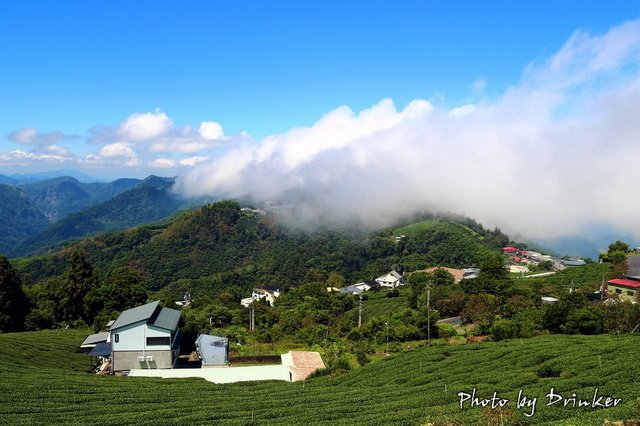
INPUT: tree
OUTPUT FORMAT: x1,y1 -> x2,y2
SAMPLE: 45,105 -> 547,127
430,268 -> 455,287
84,266 -> 148,327
59,251 -> 97,323
0,256 -> 29,332
608,241 -> 630,253
537,260 -> 554,271
463,293 -> 499,324
564,307 -> 603,335
460,255 -> 513,296
608,251 -> 628,277
327,272 -> 345,289
433,289 -> 467,317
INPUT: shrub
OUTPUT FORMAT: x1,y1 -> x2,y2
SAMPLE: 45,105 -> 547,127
490,318 -> 519,341
437,323 -> 457,339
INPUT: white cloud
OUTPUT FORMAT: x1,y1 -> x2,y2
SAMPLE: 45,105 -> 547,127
4,110 -> 235,174
177,19 -> 640,242
179,156 -> 208,167
9,149 -> 31,159
150,138 -> 207,154
117,110 -> 172,142
149,158 -> 177,169
99,142 -> 136,158
448,104 -> 476,117
8,127 -> 66,146
35,144 -> 70,156
199,121 -> 225,140
124,158 -> 143,168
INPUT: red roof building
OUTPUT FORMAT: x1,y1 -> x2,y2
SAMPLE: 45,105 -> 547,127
607,278 -> 640,288
607,278 -> 640,302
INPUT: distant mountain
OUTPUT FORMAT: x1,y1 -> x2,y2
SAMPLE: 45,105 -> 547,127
0,174 -> 17,185
533,223 -> 640,259
11,176 -> 184,257
9,169 -> 105,183
0,185 -> 49,255
19,176 -> 141,221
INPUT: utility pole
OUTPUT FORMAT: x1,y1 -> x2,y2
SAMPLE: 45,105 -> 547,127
427,283 -> 432,346
385,322 -> 389,353
358,295 -> 362,329
249,303 -> 255,331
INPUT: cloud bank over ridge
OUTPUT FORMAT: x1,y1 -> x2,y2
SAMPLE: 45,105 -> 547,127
177,20 -> 640,241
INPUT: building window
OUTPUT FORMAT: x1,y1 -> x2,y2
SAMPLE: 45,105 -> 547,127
615,289 -> 622,294
147,337 -> 170,346
114,334 -> 119,343
627,290 -> 635,296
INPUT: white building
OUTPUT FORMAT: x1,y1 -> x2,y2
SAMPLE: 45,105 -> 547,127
375,270 -> 403,288
241,286 -> 281,307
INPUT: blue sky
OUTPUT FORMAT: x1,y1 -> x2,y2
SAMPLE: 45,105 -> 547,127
2,1 -> 638,146
3,1 -> 640,246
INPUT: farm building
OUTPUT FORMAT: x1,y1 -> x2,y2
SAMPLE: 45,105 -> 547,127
196,334 -> 228,366
109,301 -> 182,371
607,278 -> 640,302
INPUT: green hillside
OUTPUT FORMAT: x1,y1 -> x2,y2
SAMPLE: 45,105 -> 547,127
14,201 -> 500,294
0,330 -> 638,424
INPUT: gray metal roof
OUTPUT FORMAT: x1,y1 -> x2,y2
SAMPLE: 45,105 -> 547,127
109,301 -> 160,330
109,301 -> 181,332
152,306 -> 181,331
80,332 -> 109,346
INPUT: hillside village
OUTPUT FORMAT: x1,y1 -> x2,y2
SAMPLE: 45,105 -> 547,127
69,219 -> 639,383
1,201 -> 639,425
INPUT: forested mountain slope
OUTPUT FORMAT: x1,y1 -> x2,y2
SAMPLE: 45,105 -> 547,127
0,185 -> 49,255
15,200 -> 502,294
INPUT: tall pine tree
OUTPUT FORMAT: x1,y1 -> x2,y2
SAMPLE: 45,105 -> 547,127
59,250 -> 97,323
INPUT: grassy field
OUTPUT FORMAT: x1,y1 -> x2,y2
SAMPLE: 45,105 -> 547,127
0,330 -> 639,425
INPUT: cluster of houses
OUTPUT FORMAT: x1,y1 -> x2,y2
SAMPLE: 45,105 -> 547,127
238,267 -> 484,303
80,300 -> 324,382
502,246 -> 586,274
338,270 -> 403,295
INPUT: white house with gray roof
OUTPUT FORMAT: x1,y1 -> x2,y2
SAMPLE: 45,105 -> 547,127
375,270 -> 403,288
109,301 -> 182,371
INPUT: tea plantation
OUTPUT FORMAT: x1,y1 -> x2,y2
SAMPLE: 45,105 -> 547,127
0,330 -> 638,425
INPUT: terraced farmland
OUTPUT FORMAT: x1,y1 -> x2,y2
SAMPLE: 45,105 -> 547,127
0,330 -> 639,425
361,295 -> 409,318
